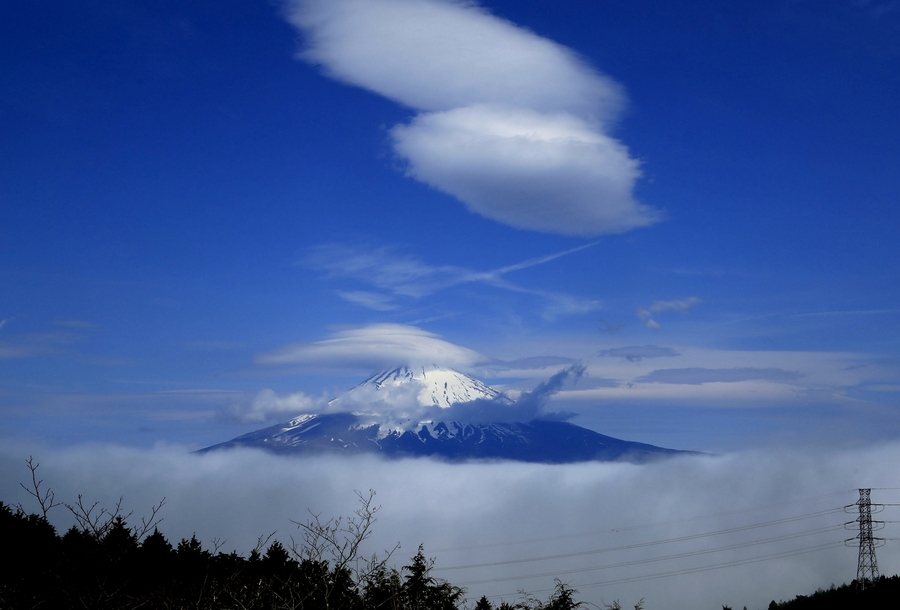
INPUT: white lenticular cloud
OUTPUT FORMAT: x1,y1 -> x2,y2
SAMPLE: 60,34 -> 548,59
392,105 -> 657,235
286,0 -> 623,117
257,323 -> 490,370
284,0 -> 661,236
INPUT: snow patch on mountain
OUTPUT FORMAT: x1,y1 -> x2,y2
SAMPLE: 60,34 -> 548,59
358,365 -> 500,407
318,365 -> 509,436
330,365 -> 505,409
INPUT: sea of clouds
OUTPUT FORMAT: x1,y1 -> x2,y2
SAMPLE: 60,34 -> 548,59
3,440 -> 900,610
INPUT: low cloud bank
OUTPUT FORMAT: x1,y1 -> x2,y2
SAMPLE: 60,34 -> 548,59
3,441 -> 899,610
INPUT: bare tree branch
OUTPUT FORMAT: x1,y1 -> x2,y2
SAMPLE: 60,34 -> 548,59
132,497 -> 166,542
290,488 -> 400,606
17,456 -> 62,518
253,531 -> 277,556
65,494 -> 133,539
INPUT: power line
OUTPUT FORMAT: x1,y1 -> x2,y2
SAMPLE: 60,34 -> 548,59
433,488 -> 898,604
436,507 -> 844,572
455,524 -> 844,586
482,541 -> 845,601
432,490 -> 855,554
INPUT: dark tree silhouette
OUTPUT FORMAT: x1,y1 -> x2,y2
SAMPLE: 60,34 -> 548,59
1,459 -> 606,610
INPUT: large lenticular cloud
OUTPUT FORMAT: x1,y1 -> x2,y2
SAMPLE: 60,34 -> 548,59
257,323 -> 490,370
287,0 -> 621,116
284,0 -> 662,236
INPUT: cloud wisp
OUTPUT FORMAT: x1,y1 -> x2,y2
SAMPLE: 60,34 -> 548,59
416,363 -> 584,424
284,0 -> 661,235
549,346 -> 900,419
635,367 -> 804,385
598,345 -> 681,362
0,329 -> 85,360
306,242 -> 601,317
232,389 -> 327,424
636,297 -> 702,329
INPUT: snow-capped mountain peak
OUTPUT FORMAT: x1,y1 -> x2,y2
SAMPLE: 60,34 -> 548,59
334,365 -> 502,409
201,365 -> 695,463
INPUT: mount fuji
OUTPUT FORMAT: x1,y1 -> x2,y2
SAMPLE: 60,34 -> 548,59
202,365 -> 692,463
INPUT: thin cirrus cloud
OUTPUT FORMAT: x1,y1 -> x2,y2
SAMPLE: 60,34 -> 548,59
598,345 -> 681,362
306,242 -> 601,316
257,323 -> 491,371
636,297 -> 702,329
335,291 -> 399,312
0,330 -> 84,360
635,367 -> 804,385
648,297 -> 703,313
283,0 -> 662,236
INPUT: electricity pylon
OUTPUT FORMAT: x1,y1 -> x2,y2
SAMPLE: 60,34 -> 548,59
845,488 -> 885,590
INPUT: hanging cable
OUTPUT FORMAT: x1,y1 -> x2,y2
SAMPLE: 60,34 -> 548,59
435,506 -> 844,572
432,490 -> 854,554
455,523 -> 844,586
482,541 -> 845,601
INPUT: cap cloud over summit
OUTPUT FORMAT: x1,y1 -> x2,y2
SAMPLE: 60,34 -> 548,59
257,324 -> 490,371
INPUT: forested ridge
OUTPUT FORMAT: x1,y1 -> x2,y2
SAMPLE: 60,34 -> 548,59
1,496 -> 471,610
764,576 -> 900,610
1,468 -> 586,610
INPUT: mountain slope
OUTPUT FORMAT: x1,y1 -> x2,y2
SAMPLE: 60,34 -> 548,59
202,412 -> 689,463
202,366 -> 694,463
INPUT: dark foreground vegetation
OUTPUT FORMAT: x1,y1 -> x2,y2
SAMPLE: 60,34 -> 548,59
2,459 -> 588,610
764,575 -> 900,610
2,497 -> 471,610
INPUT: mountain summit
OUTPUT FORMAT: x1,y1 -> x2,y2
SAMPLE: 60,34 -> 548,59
333,365 -> 505,409
202,366 -> 693,463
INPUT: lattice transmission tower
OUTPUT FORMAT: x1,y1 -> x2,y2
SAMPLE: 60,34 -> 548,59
845,488 -> 885,590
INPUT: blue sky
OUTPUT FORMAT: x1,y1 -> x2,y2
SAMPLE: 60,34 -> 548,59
2,0 -> 900,452
4,3 -> 900,606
